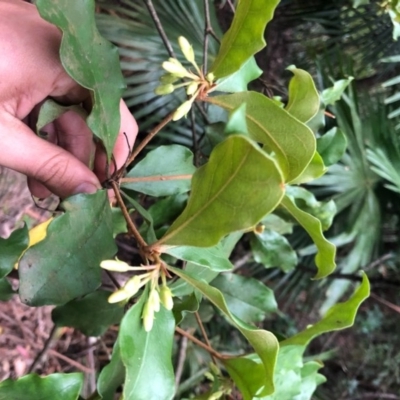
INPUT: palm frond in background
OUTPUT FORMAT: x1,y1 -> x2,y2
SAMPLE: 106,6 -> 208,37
96,0 -> 222,145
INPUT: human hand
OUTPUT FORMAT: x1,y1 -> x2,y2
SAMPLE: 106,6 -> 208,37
0,0 -> 137,199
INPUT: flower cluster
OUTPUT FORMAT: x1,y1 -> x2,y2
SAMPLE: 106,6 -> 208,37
100,259 -> 173,332
155,36 -> 215,121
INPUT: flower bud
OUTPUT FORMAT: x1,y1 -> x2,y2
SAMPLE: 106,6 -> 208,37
149,288 -> 160,312
206,72 -> 215,83
100,259 -> 132,272
172,99 -> 193,121
124,275 -> 141,297
155,84 -> 175,96
186,81 -> 199,96
162,58 -> 187,76
108,289 -> 129,304
160,73 -> 180,84
178,36 -> 195,64
142,301 -> 155,332
209,390 -> 224,400
160,285 -> 174,310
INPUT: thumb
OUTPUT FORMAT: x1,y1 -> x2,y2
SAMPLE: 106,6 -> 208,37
0,113 -> 101,198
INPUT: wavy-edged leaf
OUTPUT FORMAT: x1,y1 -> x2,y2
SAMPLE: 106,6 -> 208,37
98,339 -> 125,400
0,373 -> 83,400
321,77 -> 354,106
36,0 -> 125,158
120,291 -> 175,400
122,145 -> 196,197
19,191 -> 116,306
215,57 -> 262,93
285,66 -> 320,123
212,273 -> 277,323
0,225 -> 28,279
280,195 -> 336,279
210,0 -> 280,78
289,152 -> 326,185
52,290 -> 124,336
282,273 -> 370,347
250,229 -> 297,272
168,266 -> 279,396
317,127 -> 347,166
166,244 -> 233,272
156,135 -> 284,247
207,92 -> 316,182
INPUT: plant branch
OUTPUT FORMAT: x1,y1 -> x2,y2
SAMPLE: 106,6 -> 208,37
110,180 -> 148,250
195,311 -> 216,364
175,334 -> 189,388
121,174 -> 193,184
126,112 -> 174,167
28,324 -> 59,373
190,107 -> 200,167
143,0 -> 175,58
175,326 -> 229,360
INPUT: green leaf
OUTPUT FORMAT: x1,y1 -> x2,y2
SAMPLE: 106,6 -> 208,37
98,339 -> 125,400
208,92 -> 316,182
170,263 -> 218,297
19,191 -> 116,306
120,291 -> 175,400
0,373 -> 83,400
122,145 -> 196,197
215,57 -> 262,93
210,0 -> 280,78
262,346 -> 325,400
286,186 -> 336,231
317,128 -> 347,166
165,244 -> 234,272
0,225 -> 28,279
282,273 -> 370,347
0,278 -> 14,301
36,0 -> 125,158
170,233 -> 243,297
225,103 -> 249,136
212,273 -> 277,323
111,207 -> 129,237
156,135 -> 284,247
250,229 -> 297,272
289,152 -> 326,185
168,266 -> 279,396
223,357 -> 266,400
280,195 -> 336,279
321,78 -> 354,106
285,66 -> 320,123
173,293 -> 199,325
52,290 -> 124,336
36,99 -> 88,135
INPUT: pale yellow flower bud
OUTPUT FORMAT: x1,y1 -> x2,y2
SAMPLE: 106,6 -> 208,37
172,99 -> 193,121
206,72 -> 215,83
149,288 -> 160,312
162,58 -> 187,76
160,73 -> 180,84
108,289 -> 129,304
100,259 -> 132,272
160,286 -> 174,310
142,301 -> 154,332
209,390 -> 224,400
155,84 -> 175,95
124,275 -> 141,297
178,36 -> 195,64
186,81 -> 199,96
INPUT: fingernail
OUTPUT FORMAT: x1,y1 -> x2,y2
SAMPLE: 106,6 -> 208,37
73,182 -> 100,195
